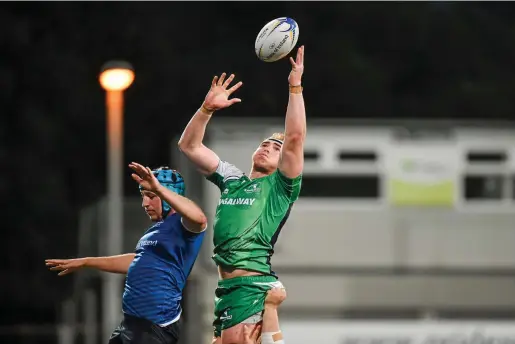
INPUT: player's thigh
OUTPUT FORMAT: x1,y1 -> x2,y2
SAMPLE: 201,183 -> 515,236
221,323 -> 261,344
212,337 -> 222,344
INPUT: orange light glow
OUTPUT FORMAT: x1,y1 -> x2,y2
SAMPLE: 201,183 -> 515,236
99,68 -> 135,91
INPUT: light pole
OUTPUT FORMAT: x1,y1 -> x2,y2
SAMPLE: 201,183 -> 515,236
99,61 -> 134,341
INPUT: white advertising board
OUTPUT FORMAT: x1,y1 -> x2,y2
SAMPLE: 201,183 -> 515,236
281,321 -> 515,344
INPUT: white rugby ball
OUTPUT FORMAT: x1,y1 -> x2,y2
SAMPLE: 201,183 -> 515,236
255,17 -> 299,62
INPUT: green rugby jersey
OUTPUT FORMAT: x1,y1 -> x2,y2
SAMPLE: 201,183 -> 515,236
207,160 -> 302,275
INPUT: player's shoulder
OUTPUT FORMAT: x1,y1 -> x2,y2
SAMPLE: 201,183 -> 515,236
163,213 -> 206,238
161,212 -> 182,229
213,160 -> 246,182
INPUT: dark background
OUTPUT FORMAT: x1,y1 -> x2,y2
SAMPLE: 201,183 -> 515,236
2,1 -> 515,342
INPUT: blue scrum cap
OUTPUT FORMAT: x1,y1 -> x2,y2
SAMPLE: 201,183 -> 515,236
139,167 -> 185,215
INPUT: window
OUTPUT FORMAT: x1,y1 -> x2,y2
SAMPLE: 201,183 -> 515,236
300,175 -> 380,198
467,151 -> 507,164
338,150 -> 377,162
303,151 -> 319,162
464,175 -> 504,200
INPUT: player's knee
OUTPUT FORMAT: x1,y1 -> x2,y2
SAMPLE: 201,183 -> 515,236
262,331 -> 284,344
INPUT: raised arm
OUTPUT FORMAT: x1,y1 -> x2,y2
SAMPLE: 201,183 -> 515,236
129,162 -> 207,233
279,46 -> 306,179
178,73 -> 243,176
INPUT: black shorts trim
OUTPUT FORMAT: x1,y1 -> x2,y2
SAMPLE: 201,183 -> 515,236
108,314 -> 181,344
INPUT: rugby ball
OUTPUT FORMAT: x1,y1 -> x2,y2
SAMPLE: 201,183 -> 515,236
255,17 -> 299,62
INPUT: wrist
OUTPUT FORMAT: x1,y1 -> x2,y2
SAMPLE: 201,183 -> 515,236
200,103 -> 215,115
83,257 -> 93,267
264,303 -> 279,310
289,84 -> 303,94
154,184 -> 168,197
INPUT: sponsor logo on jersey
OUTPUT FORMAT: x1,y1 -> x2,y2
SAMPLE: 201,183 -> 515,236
218,197 -> 256,206
220,309 -> 232,321
244,183 -> 261,193
136,240 -> 158,249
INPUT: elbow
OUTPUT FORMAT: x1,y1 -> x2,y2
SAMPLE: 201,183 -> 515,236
177,139 -> 195,154
177,138 -> 188,151
185,213 -> 208,233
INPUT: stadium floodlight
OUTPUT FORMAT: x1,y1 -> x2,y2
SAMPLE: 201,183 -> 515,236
98,60 -> 134,341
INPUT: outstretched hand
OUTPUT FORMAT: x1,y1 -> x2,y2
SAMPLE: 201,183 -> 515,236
129,162 -> 160,193
288,45 -> 304,86
202,73 -> 243,112
45,258 -> 87,276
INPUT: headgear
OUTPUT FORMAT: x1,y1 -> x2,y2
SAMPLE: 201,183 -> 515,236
139,167 -> 185,217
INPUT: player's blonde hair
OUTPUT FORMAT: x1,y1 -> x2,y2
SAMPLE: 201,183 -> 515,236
262,132 -> 285,145
269,132 -> 285,141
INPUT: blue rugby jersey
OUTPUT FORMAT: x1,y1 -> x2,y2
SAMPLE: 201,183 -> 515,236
122,212 -> 205,325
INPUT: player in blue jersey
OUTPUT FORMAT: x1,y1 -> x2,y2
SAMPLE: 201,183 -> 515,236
46,162 -> 207,344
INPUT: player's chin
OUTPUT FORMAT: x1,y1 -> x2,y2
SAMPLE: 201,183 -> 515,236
254,158 -> 274,172
146,212 -> 160,221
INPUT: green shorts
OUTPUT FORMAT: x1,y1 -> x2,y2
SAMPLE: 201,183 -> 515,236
212,275 -> 283,338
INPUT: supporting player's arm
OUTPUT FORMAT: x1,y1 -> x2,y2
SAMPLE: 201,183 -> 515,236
261,287 -> 287,344
45,254 -> 135,276
178,73 -> 243,176
279,46 -> 306,179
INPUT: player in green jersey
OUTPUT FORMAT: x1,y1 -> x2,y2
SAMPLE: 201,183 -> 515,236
179,46 -> 306,344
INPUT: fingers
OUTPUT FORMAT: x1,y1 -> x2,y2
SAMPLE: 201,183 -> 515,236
290,45 -> 304,67
298,45 -> 304,64
243,325 -> 250,337
49,265 -> 66,271
250,324 -> 262,341
217,72 -> 227,86
45,259 -> 66,265
222,74 -> 235,88
131,173 -> 143,183
228,98 -> 242,105
129,162 -> 147,176
58,268 -> 76,276
129,163 -> 154,185
227,81 -> 243,95
213,73 -> 242,91
243,325 -> 252,341
58,269 -> 70,276
243,324 -> 261,343
49,263 -> 71,271
211,75 -> 218,89
289,56 -> 295,67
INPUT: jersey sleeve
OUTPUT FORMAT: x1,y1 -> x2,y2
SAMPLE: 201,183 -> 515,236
272,169 -> 302,203
206,160 -> 245,191
175,214 -> 206,241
